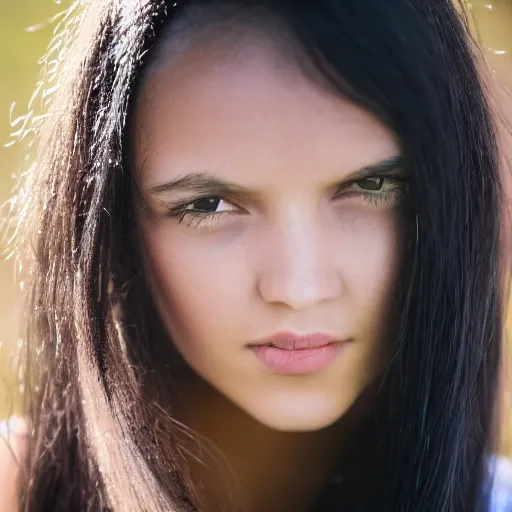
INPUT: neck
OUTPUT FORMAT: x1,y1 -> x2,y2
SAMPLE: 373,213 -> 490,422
174,373 -> 375,512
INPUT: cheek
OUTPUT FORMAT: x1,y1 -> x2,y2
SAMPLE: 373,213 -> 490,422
352,218 -> 403,320
332,208 -> 407,359
334,203 -> 405,290
138,220 -> 249,355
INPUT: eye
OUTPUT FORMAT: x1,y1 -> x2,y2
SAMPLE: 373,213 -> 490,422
335,176 -> 409,207
182,196 -> 235,213
354,177 -> 386,191
166,195 -> 240,228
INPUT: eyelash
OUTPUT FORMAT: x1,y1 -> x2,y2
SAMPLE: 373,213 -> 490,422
167,177 -> 409,229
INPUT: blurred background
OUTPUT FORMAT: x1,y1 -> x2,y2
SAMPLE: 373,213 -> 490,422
0,0 -> 73,417
0,0 -> 511,448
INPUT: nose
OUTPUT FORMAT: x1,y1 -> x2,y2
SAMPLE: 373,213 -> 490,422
256,218 -> 343,310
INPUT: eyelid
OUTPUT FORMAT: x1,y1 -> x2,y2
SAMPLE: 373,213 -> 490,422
334,174 -> 408,195
349,171 -> 408,183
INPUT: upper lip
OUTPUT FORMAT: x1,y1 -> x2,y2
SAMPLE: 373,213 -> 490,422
249,332 -> 341,350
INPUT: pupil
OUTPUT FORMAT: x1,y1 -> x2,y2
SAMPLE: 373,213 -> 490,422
194,197 -> 220,211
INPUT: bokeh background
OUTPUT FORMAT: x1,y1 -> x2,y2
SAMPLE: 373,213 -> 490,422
0,0 -> 511,448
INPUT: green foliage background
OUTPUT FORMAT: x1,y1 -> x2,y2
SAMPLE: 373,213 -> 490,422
0,0 -> 71,417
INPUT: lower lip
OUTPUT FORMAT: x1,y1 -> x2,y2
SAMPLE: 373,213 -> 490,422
250,342 -> 345,375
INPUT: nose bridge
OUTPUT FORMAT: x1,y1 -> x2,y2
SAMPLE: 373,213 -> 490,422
257,211 -> 341,309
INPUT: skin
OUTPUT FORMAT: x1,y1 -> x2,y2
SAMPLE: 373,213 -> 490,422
0,418 -> 27,512
133,27 -> 408,511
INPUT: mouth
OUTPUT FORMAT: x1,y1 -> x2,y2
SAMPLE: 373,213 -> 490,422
247,332 -> 348,375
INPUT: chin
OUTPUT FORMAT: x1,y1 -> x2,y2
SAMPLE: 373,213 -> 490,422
243,393 -> 357,432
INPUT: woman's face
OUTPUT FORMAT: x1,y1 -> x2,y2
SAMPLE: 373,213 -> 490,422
133,30 -> 408,432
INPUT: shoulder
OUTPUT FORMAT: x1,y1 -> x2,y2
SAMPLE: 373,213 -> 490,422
0,417 -> 28,512
488,455 -> 512,512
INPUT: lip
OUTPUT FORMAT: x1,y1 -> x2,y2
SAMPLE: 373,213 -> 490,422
248,332 -> 347,375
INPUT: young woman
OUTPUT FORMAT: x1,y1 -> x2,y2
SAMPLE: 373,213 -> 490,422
1,0 -> 512,510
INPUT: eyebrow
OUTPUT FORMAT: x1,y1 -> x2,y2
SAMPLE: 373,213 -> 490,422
147,155 -> 404,197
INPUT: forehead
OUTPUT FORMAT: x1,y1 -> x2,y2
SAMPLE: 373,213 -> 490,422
132,28 -> 399,188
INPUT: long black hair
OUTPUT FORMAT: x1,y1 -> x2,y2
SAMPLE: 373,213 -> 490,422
6,0 -> 511,510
